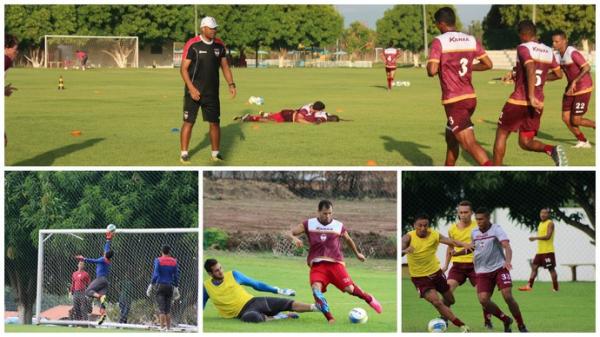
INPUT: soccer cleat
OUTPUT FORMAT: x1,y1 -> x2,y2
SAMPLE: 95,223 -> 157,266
210,154 -> 224,162
459,325 -> 471,333
367,295 -> 383,314
484,321 -> 494,330
273,312 -> 299,320
313,289 -> 330,314
573,140 -> 592,149
97,314 -> 107,325
503,316 -> 513,332
518,285 -> 533,291
518,325 -> 529,332
551,145 -> 568,166
277,288 -> 296,296
180,154 -> 191,165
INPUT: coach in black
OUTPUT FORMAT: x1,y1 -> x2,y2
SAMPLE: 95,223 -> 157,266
179,16 -> 236,164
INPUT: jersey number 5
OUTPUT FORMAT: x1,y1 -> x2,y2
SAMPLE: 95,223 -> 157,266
458,58 -> 468,77
535,69 -> 543,86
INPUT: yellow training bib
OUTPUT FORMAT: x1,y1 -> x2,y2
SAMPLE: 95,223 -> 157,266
537,219 -> 555,254
204,271 -> 254,318
407,229 -> 441,277
448,220 -> 476,263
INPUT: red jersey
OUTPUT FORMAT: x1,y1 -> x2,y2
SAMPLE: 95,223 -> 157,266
554,46 -> 593,96
303,218 -> 346,266
428,32 -> 487,105
382,48 -> 400,69
507,41 -> 559,106
71,270 -> 90,292
5,55 -> 13,71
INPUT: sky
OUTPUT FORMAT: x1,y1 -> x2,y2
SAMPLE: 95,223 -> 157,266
335,5 -> 492,29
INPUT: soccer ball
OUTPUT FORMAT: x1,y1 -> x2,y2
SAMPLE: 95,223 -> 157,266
428,318 -> 447,332
248,96 -> 264,105
348,307 -> 368,324
106,224 -> 117,232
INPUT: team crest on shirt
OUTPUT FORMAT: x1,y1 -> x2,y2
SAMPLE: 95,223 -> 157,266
214,49 -> 221,57
320,234 -> 327,242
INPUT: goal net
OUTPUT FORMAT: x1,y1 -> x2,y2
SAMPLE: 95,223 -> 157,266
36,228 -> 198,331
44,35 -> 139,69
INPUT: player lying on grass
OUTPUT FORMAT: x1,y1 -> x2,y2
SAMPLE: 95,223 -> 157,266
453,207 -> 528,332
146,245 -> 180,331
402,213 -> 473,332
289,200 -> 382,324
234,101 -> 336,124
75,228 -> 114,325
203,259 -> 321,323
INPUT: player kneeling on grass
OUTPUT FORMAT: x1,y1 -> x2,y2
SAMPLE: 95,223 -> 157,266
203,259 -> 320,323
453,207 -> 528,332
289,200 -> 382,324
146,245 -> 180,331
75,229 -> 114,325
402,213 -> 472,332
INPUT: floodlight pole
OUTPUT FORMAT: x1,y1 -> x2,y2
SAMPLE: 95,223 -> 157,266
194,5 -> 198,36
44,35 -> 48,68
532,5 -> 536,24
423,5 -> 428,58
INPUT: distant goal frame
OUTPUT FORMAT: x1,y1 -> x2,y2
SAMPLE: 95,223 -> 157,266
43,34 -> 139,68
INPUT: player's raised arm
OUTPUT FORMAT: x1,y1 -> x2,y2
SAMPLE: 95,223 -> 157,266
289,223 -> 305,247
342,231 -> 366,262
401,233 -> 413,256
233,270 -> 295,296
440,234 -> 473,252
220,57 -> 236,99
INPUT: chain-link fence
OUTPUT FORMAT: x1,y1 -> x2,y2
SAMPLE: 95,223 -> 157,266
401,171 -> 595,281
5,171 -> 198,326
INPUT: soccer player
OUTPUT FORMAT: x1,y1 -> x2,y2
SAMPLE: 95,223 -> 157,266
402,213 -> 472,332
146,245 -> 180,331
203,259 -> 320,323
493,20 -> 567,166
180,16 -> 236,164
235,101 -> 340,124
75,229 -> 114,325
381,42 -> 400,90
289,200 -> 382,324
5,33 -> 19,147
427,7 -> 493,166
441,201 -> 493,329
551,30 -> 595,148
519,208 -> 559,292
454,207 -> 528,332
75,50 -> 88,71
70,261 -> 91,321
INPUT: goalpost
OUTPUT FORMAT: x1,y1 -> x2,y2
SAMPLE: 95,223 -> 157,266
44,35 -> 139,69
35,228 -> 198,331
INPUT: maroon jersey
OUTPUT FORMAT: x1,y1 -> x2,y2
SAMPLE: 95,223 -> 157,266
70,270 -> 90,292
507,41 -> 559,106
382,48 -> 400,69
554,46 -> 593,96
428,32 -> 487,104
303,217 -> 346,266
5,54 -> 13,71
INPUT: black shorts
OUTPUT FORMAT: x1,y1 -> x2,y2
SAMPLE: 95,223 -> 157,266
85,276 -> 109,297
183,94 -> 220,124
238,297 -> 294,322
155,284 -> 174,314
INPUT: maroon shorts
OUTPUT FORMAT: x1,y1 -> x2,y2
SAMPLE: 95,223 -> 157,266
533,252 -> 556,269
476,267 -> 512,294
268,109 -> 294,123
310,261 -> 353,293
444,98 -> 476,134
498,102 -> 542,134
411,269 -> 449,298
385,66 -> 396,73
448,262 -> 477,286
562,93 -> 591,115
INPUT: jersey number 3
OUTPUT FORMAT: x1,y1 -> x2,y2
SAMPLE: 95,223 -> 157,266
458,58 -> 468,77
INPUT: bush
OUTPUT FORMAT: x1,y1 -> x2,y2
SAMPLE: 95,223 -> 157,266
203,227 -> 229,250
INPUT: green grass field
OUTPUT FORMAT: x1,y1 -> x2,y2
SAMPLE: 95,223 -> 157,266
5,67 -> 595,166
203,250 -> 397,332
4,324 -> 150,333
402,277 -> 595,332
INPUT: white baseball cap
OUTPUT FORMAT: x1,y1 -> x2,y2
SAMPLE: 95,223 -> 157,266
200,16 -> 218,29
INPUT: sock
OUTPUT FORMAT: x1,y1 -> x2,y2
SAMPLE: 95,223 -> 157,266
211,150 -> 219,158
528,278 -> 535,287
482,160 -> 493,166
576,132 -> 587,142
544,145 -> 554,156
181,150 -> 188,156
552,279 -> 559,291
387,78 -> 392,89
351,284 -> 373,303
514,313 -> 524,327
451,317 -> 465,327
483,309 -> 492,323
312,291 -> 334,321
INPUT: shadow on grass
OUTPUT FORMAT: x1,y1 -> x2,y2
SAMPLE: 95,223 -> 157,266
12,138 -> 105,166
189,122 -> 246,164
436,132 -> 493,166
380,135 -> 433,166
482,120 -> 573,143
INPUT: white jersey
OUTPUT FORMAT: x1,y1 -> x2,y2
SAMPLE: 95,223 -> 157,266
471,223 -> 509,273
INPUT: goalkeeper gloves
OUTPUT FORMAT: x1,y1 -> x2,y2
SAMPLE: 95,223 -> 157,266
173,287 -> 181,301
146,284 -> 153,297
276,287 -> 296,296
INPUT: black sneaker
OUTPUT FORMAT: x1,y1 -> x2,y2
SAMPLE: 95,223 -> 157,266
180,154 -> 191,164
518,325 -> 529,332
210,153 -> 224,162
503,317 -> 513,332
97,314 -> 107,325
551,145 -> 568,166
484,321 -> 494,330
